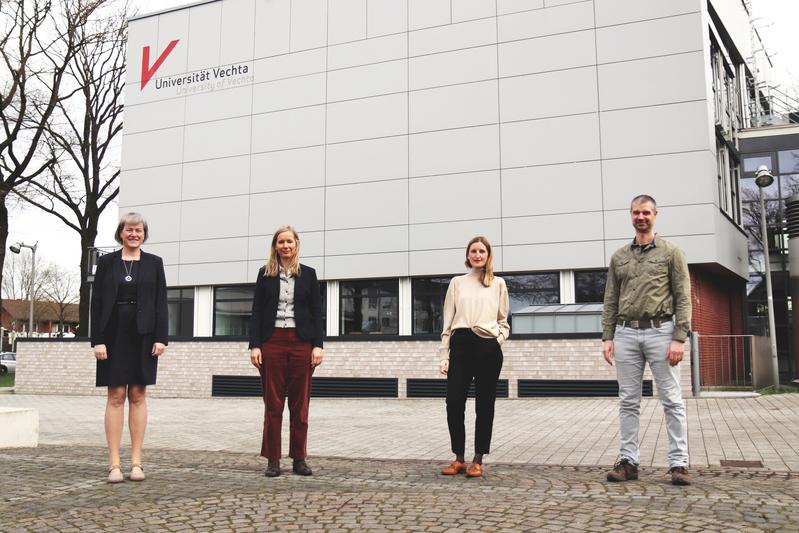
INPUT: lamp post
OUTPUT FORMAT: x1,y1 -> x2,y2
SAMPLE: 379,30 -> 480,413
754,165 -> 780,389
9,241 -> 37,337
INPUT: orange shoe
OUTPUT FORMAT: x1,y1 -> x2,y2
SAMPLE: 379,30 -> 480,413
466,463 -> 484,478
440,460 -> 467,475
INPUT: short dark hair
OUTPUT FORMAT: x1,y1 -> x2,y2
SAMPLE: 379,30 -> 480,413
114,212 -> 149,244
630,195 -> 657,210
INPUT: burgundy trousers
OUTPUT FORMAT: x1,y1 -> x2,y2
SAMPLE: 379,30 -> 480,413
259,328 -> 313,460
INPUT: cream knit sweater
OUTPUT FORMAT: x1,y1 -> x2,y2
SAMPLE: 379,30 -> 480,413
439,269 -> 510,360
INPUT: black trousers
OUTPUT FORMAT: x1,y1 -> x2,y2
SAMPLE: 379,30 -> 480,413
446,329 -> 504,455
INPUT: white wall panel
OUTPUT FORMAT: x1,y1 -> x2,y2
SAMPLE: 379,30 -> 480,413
604,204 -> 716,241
595,0 -> 700,27
120,165 -> 182,206
251,146 -> 325,192
498,30 -> 595,77
155,11 -> 190,77
501,113 -> 600,168
452,0 -> 497,22
503,240 -> 605,271
185,85 -> 252,124
410,219 -> 502,250
125,99 -> 185,134
328,0 -> 367,44
252,73 -> 325,113
545,0 -> 590,7
410,125 -> 499,177
598,52 -> 705,111
326,226 -> 408,255
184,116 -> 251,162
178,261 -> 249,286
497,0 -> 544,16
122,128 -> 184,170
221,0 -> 256,64
601,152 -> 717,211
251,105 -> 325,152
126,18 -> 158,87
409,0 -> 450,31
409,248 -> 477,276
183,155 -> 251,200
329,33 -> 407,70
367,0 -> 408,37
500,67 -> 597,122
326,180 -> 408,229
327,93 -> 408,143
180,237 -> 250,263
141,243 -> 180,266
123,202 -> 182,243
410,18 -> 496,56
181,195 -> 250,240
503,212 -> 603,245
290,0 -> 327,51
253,48 -> 326,83
410,80 -> 498,133
254,0 -> 290,58
502,161 -> 602,217
409,45 -> 497,90
187,2 -> 221,71
325,252 -> 407,278
409,171 -> 501,224
249,187 -> 325,233
327,60 -> 407,102
327,136 -> 408,185
596,13 -> 703,64
498,1 -> 593,42
600,100 -> 711,159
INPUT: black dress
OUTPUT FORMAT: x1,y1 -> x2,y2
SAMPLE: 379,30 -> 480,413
95,261 -> 158,387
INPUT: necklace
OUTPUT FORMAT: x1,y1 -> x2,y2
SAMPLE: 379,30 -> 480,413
122,259 -> 134,282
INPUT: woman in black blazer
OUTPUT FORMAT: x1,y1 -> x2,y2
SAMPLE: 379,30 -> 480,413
91,212 -> 168,483
249,225 -> 324,477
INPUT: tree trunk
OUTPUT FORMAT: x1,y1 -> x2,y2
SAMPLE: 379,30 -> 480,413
77,225 -> 99,337
0,193 -> 9,317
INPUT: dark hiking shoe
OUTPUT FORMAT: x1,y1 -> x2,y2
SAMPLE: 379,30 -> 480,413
292,460 -> 313,476
606,458 -> 639,482
264,461 -> 281,477
669,466 -> 691,486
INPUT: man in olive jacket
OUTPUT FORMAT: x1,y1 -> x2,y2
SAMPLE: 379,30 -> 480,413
602,194 -> 692,486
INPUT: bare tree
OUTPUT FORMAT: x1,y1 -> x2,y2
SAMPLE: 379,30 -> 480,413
0,250 -> 54,301
40,263 -> 79,335
13,1 -> 126,335
0,0 -> 110,327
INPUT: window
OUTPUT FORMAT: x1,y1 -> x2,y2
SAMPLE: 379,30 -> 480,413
340,279 -> 398,335
167,288 -> 194,337
743,154 -> 774,175
319,282 -> 327,334
574,270 -> 607,304
214,286 -> 254,336
778,150 -> 799,174
503,273 -> 559,314
412,277 -> 452,335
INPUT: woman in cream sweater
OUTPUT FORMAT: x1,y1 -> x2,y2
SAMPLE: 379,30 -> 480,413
438,236 -> 510,478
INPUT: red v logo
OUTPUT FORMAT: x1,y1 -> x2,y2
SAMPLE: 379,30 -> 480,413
140,39 -> 180,90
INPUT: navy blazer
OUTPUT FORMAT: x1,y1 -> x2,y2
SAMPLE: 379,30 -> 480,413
248,263 -> 324,349
90,250 -> 169,347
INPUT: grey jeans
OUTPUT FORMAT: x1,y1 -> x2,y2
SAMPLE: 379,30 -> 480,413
614,321 -> 689,467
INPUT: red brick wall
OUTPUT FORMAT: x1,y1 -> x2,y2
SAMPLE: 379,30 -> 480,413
690,266 -> 746,386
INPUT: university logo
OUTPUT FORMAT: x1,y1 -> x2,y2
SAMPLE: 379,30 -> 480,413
140,39 -> 180,90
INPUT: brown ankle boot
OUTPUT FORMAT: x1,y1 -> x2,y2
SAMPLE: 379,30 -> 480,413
606,458 -> 638,482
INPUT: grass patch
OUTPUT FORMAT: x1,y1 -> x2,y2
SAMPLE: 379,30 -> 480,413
0,373 -> 15,388
758,385 -> 799,395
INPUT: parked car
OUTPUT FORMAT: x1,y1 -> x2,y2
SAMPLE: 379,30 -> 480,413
0,352 -> 16,375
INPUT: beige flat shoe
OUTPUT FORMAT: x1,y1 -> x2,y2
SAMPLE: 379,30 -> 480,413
129,463 -> 145,482
107,465 -> 124,484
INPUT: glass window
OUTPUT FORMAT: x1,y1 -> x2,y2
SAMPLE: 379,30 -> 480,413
743,154 -> 773,175
319,282 -> 326,334
779,174 -> 799,199
778,150 -> 799,175
214,286 -> 254,336
740,176 -> 777,202
503,273 -> 560,313
412,277 -> 452,335
574,270 -> 607,304
340,279 -> 398,335
167,288 -> 194,337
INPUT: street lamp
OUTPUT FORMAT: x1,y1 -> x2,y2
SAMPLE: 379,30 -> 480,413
8,241 -> 37,337
754,165 -> 781,389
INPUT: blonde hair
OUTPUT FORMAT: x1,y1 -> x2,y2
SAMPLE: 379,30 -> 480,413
463,235 -> 494,287
264,225 -> 301,277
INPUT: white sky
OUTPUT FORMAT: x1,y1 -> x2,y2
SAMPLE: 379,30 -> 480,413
7,0 -> 799,275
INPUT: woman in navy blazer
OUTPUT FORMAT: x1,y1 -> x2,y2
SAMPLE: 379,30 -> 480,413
249,225 -> 324,477
91,212 -> 168,483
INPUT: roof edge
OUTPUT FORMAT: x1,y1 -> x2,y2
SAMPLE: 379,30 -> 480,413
129,0 -> 220,22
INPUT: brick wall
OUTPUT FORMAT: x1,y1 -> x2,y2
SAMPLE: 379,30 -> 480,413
14,338 -> 693,398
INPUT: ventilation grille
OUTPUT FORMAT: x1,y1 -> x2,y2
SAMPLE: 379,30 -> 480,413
786,195 -> 799,238
406,378 -> 509,398
211,375 -> 398,398
518,379 -> 653,397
